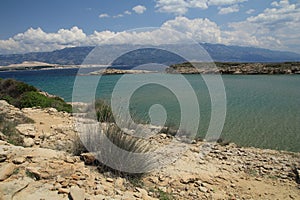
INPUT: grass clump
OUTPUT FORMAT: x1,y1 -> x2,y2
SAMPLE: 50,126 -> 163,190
75,122 -> 155,182
95,99 -> 114,123
0,113 -> 25,146
149,188 -> 174,200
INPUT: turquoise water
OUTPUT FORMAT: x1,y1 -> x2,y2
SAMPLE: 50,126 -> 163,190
0,69 -> 299,152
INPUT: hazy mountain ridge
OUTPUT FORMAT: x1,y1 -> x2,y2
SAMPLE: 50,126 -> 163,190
0,44 -> 299,67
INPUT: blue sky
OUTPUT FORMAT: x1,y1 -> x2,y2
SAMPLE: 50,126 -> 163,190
0,0 -> 299,54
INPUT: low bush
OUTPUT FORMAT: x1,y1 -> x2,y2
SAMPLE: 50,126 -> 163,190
19,91 -> 72,112
0,78 -> 71,112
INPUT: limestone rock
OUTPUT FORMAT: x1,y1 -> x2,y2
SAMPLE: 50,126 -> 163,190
70,186 -> 85,200
13,182 -> 67,200
26,167 -> 41,180
0,154 -> 7,162
0,177 -> 33,199
16,124 -> 37,137
58,187 -> 70,194
80,152 -> 96,165
0,163 -> 15,181
106,178 -> 114,183
13,156 -> 26,164
23,138 -> 35,147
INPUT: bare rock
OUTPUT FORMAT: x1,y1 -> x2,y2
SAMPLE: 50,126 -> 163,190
26,167 -> 42,180
80,152 -> 96,165
0,163 -> 15,181
70,186 -> 85,200
16,124 -> 37,137
135,187 -> 149,198
106,178 -> 114,183
13,156 -> 26,164
180,176 -> 197,184
0,177 -> 33,199
23,138 -> 35,147
58,187 -> 70,194
0,154 -> 7,162
115,177 -> 126,190
190,147 -> 200,153
199,186 -> 208,193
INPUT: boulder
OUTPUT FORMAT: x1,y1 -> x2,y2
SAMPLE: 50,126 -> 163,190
70,186 -> 85,200
16,124 -> 37,137
0,163 -> 15,181
23,138 -> 35,147
13,156 -> 26,164
80,153 -> 96,165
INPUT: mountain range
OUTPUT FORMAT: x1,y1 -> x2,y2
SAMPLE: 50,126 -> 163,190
0,43 -> 299,67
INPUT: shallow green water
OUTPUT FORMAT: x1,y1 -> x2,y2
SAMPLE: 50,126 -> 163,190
1,69 -> 299,151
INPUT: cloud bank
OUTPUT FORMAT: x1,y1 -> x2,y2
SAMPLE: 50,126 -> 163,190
0,1 -> 299,54
155,0 -> 247,15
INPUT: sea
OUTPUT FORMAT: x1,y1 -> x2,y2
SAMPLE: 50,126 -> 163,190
0,67 -> 299,152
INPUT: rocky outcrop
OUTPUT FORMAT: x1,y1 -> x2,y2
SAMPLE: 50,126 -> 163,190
166,62 -> 300,74
88,68 -> 155,75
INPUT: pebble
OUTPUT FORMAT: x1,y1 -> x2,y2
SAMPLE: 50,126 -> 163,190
58,188 -> 70,194
0,154 -> 7,162
106,178 -> 114,183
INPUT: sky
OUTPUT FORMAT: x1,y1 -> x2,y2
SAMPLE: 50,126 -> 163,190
0,0 -> 299,54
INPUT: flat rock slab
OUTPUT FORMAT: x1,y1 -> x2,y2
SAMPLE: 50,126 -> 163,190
70,186 -> 85,200
16,124 -> 37,137
0,163 -> 15,181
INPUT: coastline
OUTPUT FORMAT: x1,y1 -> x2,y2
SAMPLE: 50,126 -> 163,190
1,61 -> 300,75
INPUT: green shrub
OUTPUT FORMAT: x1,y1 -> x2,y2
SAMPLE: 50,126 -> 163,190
0,79 -> 71,113
0,79 -> 37,99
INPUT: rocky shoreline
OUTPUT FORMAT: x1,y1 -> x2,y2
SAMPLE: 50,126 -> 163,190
88,68 -> 155,75
3,61 -> 300,75
0,100 -> 300,199
166,62 -> 300,75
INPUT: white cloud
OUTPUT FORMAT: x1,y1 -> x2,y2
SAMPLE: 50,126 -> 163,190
225,0 -> 300,51
155,0 -> 247,15
162,17 -> 222,43
124,10 -> 132,15
218,4 -> 240,14
0,18 -> 222,54
155,0 -> 208,15
132,5 -> 147,14
246,9 -> 255,14
99,13 -> 110,18
0,26 -> 88,54
113,14 -> 124,18
208,0 -> 247,6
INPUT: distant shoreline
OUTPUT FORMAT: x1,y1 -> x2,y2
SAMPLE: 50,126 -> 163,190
167,62 -> 300,75
1,61 -> 300,75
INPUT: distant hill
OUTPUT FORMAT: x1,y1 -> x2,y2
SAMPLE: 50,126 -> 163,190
202,43 -> 300,62
0,44 -> 299,67
0,47 -> 94,66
